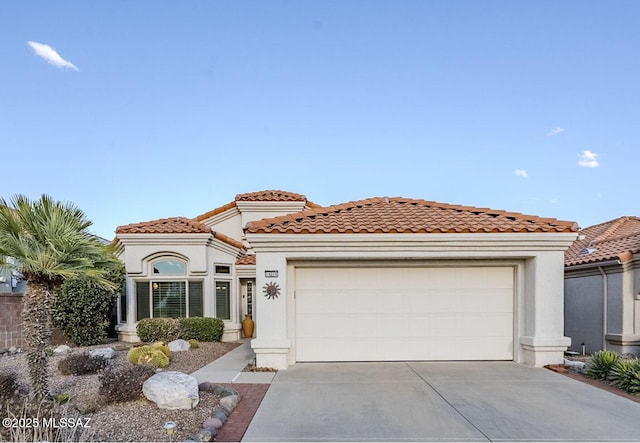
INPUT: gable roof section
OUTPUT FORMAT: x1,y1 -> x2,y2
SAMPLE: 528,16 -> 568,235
195,189 -> 319,222
116,217 -> 211,234
565,216 -> 640,266
115,217 -> 244,250
245,197 -> 578,234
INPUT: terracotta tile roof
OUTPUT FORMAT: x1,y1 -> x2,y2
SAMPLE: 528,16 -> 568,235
565,216 -> 640,266
245,197 -> 578,234
115,217 -> 245,250
235,190 -> 307,202
116,217 -> 211,234
236,255 -> 256,265
194,190 -> 313,222
213,231 -> 245,250
195,201 -> 237,222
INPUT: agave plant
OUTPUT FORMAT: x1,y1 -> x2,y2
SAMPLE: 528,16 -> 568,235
609,359 -> 640,391
586,350 -> 621,381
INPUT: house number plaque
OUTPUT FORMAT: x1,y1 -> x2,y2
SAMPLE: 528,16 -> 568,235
265,270 -> 278,278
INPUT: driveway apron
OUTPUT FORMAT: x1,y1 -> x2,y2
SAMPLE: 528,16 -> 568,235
242,361 -> 640,442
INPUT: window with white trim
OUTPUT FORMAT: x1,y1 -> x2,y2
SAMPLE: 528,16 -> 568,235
214,264 -> 231,320
135,259 -> 203,321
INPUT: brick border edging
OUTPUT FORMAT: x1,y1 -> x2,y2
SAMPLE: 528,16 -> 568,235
215,384 -> 270,442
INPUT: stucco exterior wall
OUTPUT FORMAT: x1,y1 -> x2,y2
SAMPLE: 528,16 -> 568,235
564,273 -> 605,353
247,232 -> 577,369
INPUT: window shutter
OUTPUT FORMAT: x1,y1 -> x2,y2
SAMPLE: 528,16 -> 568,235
136,282 -> 149,321
188,281 -> 203,317
215,281 -> 231,320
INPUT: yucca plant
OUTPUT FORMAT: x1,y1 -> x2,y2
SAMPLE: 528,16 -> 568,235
609,359 -> 640,391
0,194 -> 120,399
586,350 -> 621,381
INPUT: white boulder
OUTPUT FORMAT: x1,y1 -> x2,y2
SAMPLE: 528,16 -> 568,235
168,339 -> 191,352
53,345 -> 72,355
143,371 -> 199,410
89,347 -> 115,359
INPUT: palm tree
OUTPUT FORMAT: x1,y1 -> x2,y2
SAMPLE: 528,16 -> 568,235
0,194 -> 119,398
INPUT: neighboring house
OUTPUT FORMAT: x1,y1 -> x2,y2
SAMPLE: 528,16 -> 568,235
564,216 -> 640,356
114,190 -> 578,368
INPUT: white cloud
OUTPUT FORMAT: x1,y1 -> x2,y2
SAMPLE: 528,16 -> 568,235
514,169 -> 528,178
578,150 -> 599,168
547,127 -> 565,137
27,41 -> 78,71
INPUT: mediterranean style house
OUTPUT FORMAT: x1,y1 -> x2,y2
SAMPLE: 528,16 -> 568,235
565,216 -> 640,355
114,190 -> 579,369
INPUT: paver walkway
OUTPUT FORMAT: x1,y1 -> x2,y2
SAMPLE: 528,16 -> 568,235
191,340 -> 272,442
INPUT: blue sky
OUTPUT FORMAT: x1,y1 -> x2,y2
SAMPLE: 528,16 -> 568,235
1,1 -> 638,239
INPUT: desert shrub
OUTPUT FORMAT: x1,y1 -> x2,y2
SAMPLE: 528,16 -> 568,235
127,345 -> 153,364
52,265 -> 125,346
586,350 -> 621,381
152,341 -> 171,359
610,359 -> 640,391
629,370 -> 640,395
179,317 -> 224,342
57,352 -> 108,376
136,318 -> 180,342
98,365 -> 156,403
188,339 -> 200,349
137,349 -> 170,368
0,370 -> 19,400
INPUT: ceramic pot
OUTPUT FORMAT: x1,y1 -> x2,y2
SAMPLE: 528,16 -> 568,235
242,314 -> 254,338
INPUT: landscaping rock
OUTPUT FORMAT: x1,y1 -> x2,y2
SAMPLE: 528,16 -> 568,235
211,406 -> 228,423
191,428 -> 215,442
53,345 -> 71,355
211,385 -> 239,396
89,347 -> 115,359
203,417 -> 223,430
219,394 -> 240,413
168,339 -> 191,352
8,347 -> 17,355
142,371 -> 199,410
564,358 -> 586,370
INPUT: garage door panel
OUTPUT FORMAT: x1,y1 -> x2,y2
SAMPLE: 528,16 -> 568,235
296,266 -> 514,362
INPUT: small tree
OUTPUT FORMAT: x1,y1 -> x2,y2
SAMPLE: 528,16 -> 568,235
0,194 -> 119,398
53,264 -> 125,346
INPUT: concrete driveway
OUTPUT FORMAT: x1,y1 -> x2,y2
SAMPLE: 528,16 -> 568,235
243,361 -> 640,441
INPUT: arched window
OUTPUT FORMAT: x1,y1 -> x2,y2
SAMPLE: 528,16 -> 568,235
136,258 -> 201,321
152,260 -> 186,275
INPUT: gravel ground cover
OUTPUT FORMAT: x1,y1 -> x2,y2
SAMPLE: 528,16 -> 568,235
0,341 -> 240,442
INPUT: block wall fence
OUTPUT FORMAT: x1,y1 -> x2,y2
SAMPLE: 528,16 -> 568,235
0,293 -> 24,348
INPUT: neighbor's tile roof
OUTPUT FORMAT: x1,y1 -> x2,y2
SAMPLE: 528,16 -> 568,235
565,216 -> 640,266
236,255 -> 256,265
115,217 -> 244,250
195,190 -> 318,222
235,190 -> 307,202
116,217 -> 211,234
245,197 -> 578,234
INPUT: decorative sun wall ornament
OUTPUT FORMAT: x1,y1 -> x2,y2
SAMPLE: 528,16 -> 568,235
263,281 -> 281,300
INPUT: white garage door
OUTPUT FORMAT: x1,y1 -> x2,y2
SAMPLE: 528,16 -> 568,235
295,266 -> 514,362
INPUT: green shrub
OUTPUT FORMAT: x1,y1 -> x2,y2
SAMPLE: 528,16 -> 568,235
52,265 -> 125,346
127,345 -> 153,364
137,350 -> 170,368
629,370 -> 640,395
586,350 -> 621,381
610,359 -> 640,391
179,317 -> 224,342
57,352 -> 108,376
188,339 -> 200,349
136,318 -> 180,342
98,365 -> 156,403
